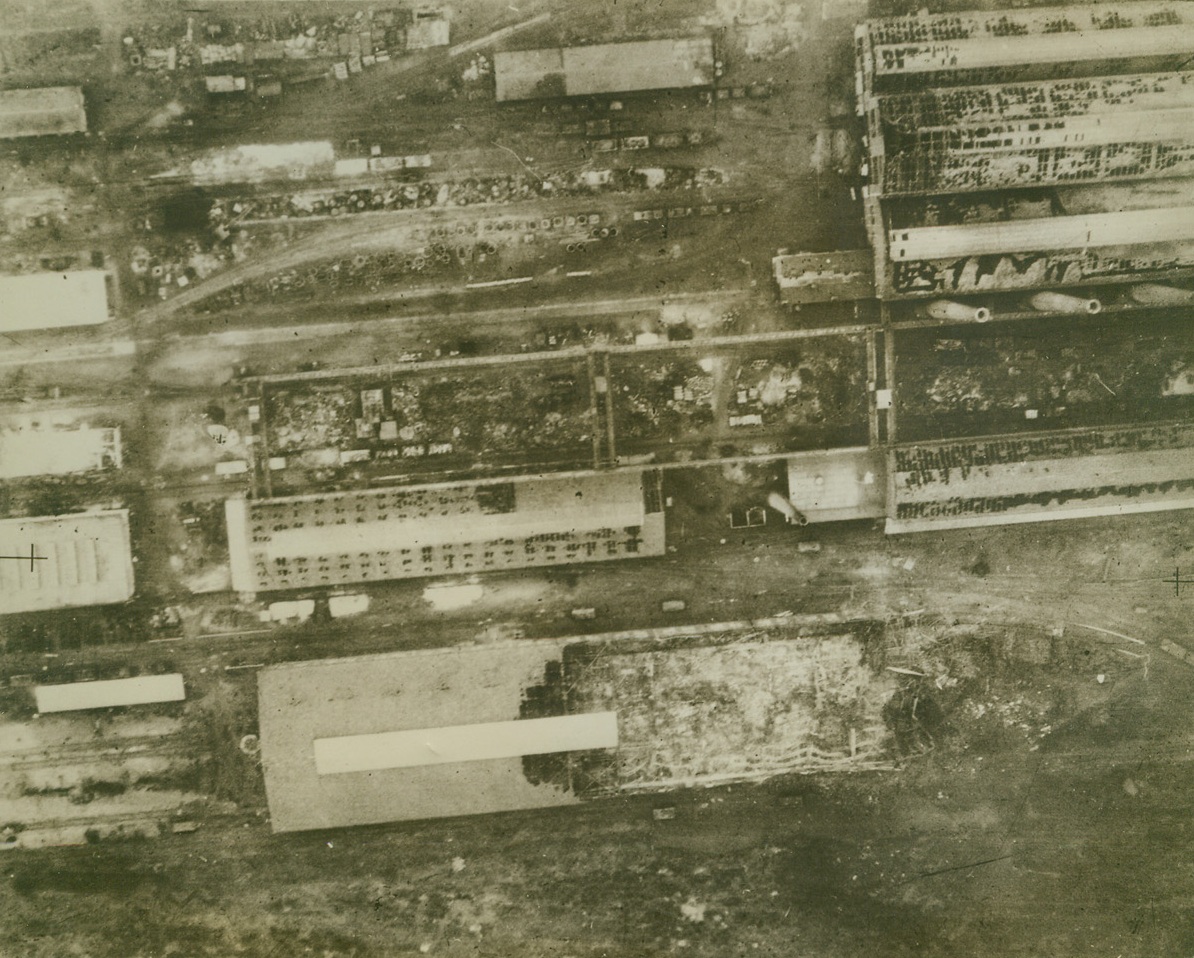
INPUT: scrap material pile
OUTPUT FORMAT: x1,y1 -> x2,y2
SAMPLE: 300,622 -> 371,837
730,341 -> 866,430
561,625 -> 894,794
268,386 -> 353,453
613,357 -> 717,441
900,321 -> 1194,437
216,167 -> 728,226
122,7 -> 442,75
611,339 -> 868,453
264,364 -> 594,469
206,243 -> 472,309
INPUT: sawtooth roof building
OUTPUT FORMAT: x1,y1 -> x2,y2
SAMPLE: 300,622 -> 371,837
0,511 -> 135,615
494,38 -> 715,102
0,87 -> 87,139
226,470 -> 665,594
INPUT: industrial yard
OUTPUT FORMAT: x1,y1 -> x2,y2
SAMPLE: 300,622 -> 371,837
3,0 -> 1194,955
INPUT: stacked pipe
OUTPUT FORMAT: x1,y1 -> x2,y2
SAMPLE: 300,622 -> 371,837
1129,284 -> 1194,307
927,300 -> 990,323
1029,292 -> 1101,315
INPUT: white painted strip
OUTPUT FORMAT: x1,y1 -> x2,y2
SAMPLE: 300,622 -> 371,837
314,712 -> 619,775
464,276 -> 534,289
224,498 -> 255,593
889,207 -> 1194,262
35,674 -> 185,713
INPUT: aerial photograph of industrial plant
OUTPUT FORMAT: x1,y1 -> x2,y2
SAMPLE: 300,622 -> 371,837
2,0 -> 1193,953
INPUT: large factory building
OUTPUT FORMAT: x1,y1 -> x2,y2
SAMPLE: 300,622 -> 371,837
855,4 -> 1194,304
226,470 -> 665,595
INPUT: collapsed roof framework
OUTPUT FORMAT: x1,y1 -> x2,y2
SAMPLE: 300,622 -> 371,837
879,71 -> 1194,131
875,107 -> 1194,196
856,3 -> 1194,299
858,3 -> 1194,92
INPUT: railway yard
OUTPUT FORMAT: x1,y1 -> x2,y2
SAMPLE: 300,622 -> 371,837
3,0 -> 1194,956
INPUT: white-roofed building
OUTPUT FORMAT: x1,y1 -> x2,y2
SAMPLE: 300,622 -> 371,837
0,87 -> 87,139
0,511 -> 135,615
0,270 -> 110,334
0,421 -> 122,480
494,38 -> 714,102
35,675 -> 185,713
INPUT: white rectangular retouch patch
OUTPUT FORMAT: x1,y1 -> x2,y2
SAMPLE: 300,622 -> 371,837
313,712 -> 619,775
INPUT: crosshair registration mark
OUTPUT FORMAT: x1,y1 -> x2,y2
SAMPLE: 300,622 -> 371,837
0,545 -> 48,572
1162,566 -> 1194,598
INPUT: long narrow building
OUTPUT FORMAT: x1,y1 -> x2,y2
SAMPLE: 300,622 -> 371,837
887,421 -> 1194,533
226,470 -> 665,595
494,38 -> 715,102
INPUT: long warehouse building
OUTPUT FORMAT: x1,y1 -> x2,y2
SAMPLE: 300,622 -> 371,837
494,38 -> 715,102
875,110 -> 1194,196
888,206 -> 1194,262
870,71 -> 1194,197
226,470 -> 666,594
887,421 -> 1194,533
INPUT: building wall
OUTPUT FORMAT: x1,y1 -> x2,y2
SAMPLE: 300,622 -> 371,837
0,425 -> 122,480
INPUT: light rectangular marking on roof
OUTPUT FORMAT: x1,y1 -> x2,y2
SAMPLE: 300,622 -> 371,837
314,712 -> 619,774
